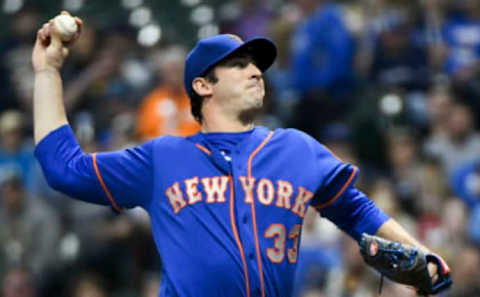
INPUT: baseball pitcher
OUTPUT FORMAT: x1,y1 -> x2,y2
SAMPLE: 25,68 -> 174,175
32,12 -> 451,297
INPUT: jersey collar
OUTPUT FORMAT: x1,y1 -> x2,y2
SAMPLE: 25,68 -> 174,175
187,126 -> 272,173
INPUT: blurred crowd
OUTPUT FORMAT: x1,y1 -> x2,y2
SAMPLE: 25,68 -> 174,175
1,0 -> 480,296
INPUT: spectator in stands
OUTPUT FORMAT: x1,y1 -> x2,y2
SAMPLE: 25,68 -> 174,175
70,273 -> 108,297
450,159 -> 480,208
387,128 -> 424,216
289,0 -> 356,138
290,0 -> 355,99
265,5 -> 301,124
442,0 -> 480,116
449,246 -> 480,297
219,0 -> 275,40
0,170 -> 60,275
440,199 -> 469,255
0,110 -> 37,194
424,101 -> 480,175
442,0 -> 480,78
136,45 -> 199,140
140,272 -> 160,297
368,9 -> 430,90
387,128 -> 448,218
1,267 -> 36,297
425,85 -> 454,138
0,5 -> 40,111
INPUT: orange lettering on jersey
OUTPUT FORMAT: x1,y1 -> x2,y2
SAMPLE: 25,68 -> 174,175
201,176 -> 229,203
291,186 -> 314,218
257,178 -> 275,205
166,182 -> 187,214
276,180 -> 293,209
239,176 -> 256,204
185,177 -> 202,205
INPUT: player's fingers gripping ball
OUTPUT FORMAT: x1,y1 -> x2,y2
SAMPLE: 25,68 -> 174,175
33,11 -> 82,72
359,234 -> 452,295
53,13 -> 78,42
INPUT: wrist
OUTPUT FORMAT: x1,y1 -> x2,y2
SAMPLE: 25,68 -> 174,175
34,67 -> 61,75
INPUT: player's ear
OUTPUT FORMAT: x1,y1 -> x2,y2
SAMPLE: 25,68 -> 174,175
192,77 -> 213,97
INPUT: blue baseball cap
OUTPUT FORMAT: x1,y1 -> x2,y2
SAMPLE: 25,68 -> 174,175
184,34 -> 277,97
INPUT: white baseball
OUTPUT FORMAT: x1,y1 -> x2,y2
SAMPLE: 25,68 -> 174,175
53,14 -> 78,42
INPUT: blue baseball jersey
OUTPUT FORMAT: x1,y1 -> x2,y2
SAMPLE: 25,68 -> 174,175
35,124 -> 388,297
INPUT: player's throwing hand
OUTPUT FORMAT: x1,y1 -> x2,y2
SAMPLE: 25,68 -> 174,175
32,11 -> 83,73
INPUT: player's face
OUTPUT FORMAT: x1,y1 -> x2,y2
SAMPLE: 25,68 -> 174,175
211,55 -> 265,115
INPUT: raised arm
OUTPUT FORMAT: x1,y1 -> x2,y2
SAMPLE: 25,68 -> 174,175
32,11 -> 82,144
31,13 -> 153,210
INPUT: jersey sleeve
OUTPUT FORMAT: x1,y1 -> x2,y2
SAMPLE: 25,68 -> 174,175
299,132 -> 358,207
298,131 -> 390,241
34,125 -> 153,210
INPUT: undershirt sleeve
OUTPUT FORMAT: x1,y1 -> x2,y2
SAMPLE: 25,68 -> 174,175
315,186 -> 390,241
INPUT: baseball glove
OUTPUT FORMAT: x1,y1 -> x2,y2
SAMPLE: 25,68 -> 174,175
359,233 -> 452,296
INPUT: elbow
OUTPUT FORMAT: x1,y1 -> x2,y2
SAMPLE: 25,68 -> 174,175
40,153 -> 89,195
43,166 -> 71,192
34,125 -> 92,195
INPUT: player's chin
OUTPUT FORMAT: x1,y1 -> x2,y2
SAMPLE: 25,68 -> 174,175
239,95 -> 263,116
247,96 -> 263,110
248,91 -> 264,105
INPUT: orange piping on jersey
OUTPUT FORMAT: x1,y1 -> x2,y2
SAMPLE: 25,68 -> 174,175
314,166 -> 357,210
195,143 -> 212,155
247,131 -> 274,297
228,175 -> 251,297
247,131 -> 274,178
92,153 -> 122,212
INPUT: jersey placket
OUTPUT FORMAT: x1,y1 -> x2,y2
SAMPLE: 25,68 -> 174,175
231,152 -> 263,297
230,131 -> 274,297
191,128 -> 273,297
